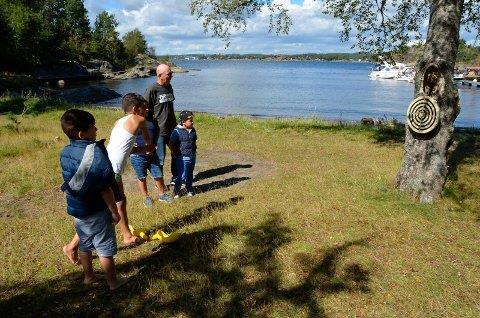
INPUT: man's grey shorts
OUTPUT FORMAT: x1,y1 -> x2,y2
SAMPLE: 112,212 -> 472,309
73,210 -> 117,257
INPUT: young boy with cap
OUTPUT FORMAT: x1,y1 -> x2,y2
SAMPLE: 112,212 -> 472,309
169,110 -> 197,198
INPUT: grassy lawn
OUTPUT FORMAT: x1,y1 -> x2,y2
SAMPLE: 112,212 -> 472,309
0,100 -> 479,317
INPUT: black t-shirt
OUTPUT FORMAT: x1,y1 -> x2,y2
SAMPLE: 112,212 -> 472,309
144,82 -> 176,136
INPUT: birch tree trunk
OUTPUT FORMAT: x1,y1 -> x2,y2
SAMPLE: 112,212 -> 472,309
395,0 -> 464,202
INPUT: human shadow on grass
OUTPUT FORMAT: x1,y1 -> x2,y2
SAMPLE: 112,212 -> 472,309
150,196 -> 244,236
193,176 -> 250,194
1,214 -> 371,317
115,197 -> 244,254
193,164 -> 253,182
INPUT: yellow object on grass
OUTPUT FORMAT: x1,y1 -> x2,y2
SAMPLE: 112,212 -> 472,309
128,225 -> 182,243
128,225 -> 149,241
150,230 -> 182,243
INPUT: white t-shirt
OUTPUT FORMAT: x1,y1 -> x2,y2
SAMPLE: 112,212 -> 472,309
106,114 -> 135,174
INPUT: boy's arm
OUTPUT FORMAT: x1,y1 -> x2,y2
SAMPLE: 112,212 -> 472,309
100,187 -> 120,224
125,115 -> 155,154
168,130 -> 180,156
137,117 -> 152,145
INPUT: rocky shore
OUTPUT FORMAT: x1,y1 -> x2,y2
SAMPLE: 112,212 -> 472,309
34,54 -> 186,82
5,54 -> 187,104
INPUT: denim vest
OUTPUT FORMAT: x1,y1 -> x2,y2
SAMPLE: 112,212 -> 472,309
60,139 -> 117,217
171,126 -> 197,156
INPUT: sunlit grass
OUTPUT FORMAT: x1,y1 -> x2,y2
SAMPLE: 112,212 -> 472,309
0,102 -> 479,316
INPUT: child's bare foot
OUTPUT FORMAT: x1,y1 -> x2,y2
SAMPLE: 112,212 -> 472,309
123,235 -> 141,246
84,274 -> 106,285
62,245 -> 79,265
109,276 -> 129,291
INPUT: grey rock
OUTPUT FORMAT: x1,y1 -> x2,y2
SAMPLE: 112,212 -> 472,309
34,61 -> 90,80
53,86 -> 121,104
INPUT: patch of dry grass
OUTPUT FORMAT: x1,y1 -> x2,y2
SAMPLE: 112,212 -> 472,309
0,105 -> 479,317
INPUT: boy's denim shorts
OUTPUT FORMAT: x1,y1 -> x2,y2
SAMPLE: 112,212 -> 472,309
130,154 -> 162,179
73,210 -> 117,257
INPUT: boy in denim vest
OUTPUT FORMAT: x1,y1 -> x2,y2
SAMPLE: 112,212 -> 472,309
60,109 -> 128,290
169,110 -> 197,198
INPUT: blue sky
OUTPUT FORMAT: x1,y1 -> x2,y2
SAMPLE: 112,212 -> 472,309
83,0 -> 477,55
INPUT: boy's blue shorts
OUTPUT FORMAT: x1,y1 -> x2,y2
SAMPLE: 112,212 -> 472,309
73,210 -> 117,257
130,154 -> 162,179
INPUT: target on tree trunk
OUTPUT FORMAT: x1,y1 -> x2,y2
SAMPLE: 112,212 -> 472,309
406,95 -> 440,134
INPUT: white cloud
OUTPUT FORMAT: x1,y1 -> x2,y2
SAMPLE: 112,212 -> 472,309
83,0 -> 357,54
84,0 -> 478,54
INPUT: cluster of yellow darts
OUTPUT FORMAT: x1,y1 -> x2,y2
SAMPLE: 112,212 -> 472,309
129,225 -> 182,243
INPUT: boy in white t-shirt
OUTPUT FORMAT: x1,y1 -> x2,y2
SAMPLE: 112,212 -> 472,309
105,93 -> 156,245
63,94 -> 155,264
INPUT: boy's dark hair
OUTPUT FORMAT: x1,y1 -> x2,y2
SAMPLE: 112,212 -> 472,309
60,109 -> 95,140
122,93 -> 147,112
179,110 -> 193,123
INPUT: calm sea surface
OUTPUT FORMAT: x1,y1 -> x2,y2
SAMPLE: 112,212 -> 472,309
96,59 -> 480,127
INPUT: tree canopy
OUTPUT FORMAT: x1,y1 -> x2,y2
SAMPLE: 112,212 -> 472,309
190,0 -> 479,57
123,28 -> 148,62
0,0 -> 152,71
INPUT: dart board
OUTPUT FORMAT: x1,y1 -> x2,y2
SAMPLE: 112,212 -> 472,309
406,95 -> 440,134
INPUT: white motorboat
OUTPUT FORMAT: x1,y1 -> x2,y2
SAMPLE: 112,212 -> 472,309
396,67 -> 415,82
369,62 -> 408,80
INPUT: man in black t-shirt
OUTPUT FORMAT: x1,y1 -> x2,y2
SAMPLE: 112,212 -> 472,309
144,64 -> 178,199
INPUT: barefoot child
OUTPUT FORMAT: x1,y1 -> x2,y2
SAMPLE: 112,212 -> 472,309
60,109 -> 127,290
63,93 -> 155,264
106,93 -> 156,244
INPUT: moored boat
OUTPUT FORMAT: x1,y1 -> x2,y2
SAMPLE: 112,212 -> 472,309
369,62 -> 408,80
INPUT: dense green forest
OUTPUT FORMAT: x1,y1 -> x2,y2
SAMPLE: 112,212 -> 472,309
0,0 -> 152,72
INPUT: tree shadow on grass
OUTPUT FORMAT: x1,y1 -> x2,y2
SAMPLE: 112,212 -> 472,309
271,121 -> 368,134
0,96 -> 69,115
1,214 -> 372,317
444,132 -> 480,220
371,123 -> 405,144
193,164 -> 253,182
447,132 -> 480,181
270,120 -> 406,145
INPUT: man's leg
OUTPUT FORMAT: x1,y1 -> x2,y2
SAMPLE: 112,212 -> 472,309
170,152 -> 178,185
155,135 -> 167,189
155,136 -> 172,202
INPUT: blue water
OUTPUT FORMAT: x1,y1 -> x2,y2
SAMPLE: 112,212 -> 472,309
97,59 -> 480,127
